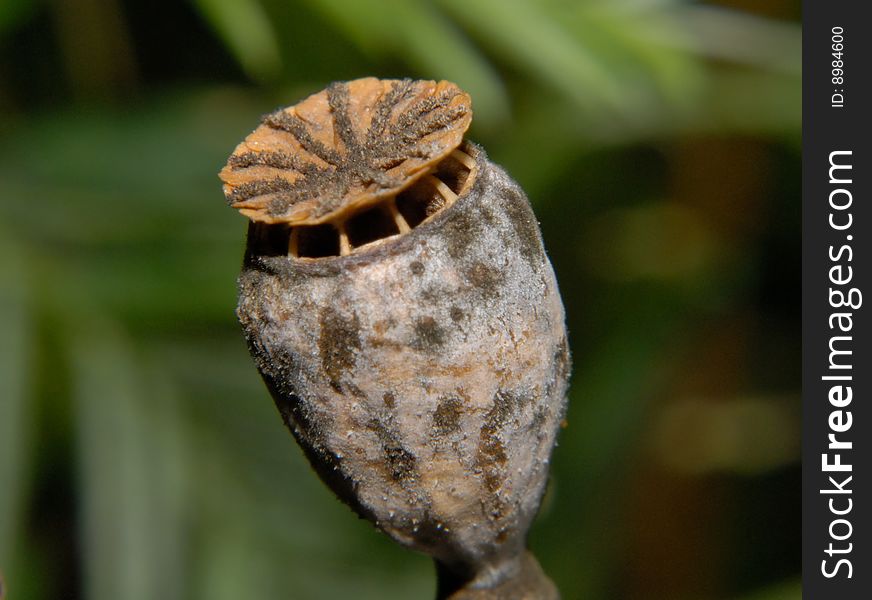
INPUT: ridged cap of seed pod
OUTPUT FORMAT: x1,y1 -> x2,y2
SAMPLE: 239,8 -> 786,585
220,77 -> 472,225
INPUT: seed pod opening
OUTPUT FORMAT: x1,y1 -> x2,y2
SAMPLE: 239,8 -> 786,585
221,77 -> 476,258
223,78 -> 570,599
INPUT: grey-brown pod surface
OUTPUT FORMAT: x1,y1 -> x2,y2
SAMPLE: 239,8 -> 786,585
222,78 -> 570,599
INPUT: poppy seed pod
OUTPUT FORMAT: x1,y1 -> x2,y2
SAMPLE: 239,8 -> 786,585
221,78 -> 570,599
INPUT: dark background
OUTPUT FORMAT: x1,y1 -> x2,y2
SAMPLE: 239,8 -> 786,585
0,0 -> 800,598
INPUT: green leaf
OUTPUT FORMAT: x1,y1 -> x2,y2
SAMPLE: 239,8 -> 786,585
193,0 -> 282,81
70,322 -> 188,600
296,0 -> 393,53
0,0 -> 40,38
388,0 -> 510,131
0,230 -> 32,571
563,2 -> 706,114
666,5 -> 801,75
436,0 -> 629,115
300,0 -> 510,129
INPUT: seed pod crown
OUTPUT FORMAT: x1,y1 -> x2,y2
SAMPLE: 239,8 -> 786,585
221,78 -> 471,222
224,78 -> 569,599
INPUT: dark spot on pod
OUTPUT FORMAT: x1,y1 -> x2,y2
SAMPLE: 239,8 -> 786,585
383,391 -> 397,409
476,391 -> 516,493
318,307 -> 362,391
419,286 -> 447,305
477,202 -> 497,226
554,336 -> 572,383
410,261 -> 425,276
449,306 -> 464,322
385,445 -> 418,483
368,418 -> 419,484
532,406 -> 549,440
502,187 -> 545,269
442,205 -> 485,260
488,390 -> 517,427
345,383 -> 367,398
464,260 -> 504,299
432,396 -> 464,436
479,438 -> 507,493
412,316 -> 446,352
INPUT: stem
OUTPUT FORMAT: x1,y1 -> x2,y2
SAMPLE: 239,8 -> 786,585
435,551 -> 559,600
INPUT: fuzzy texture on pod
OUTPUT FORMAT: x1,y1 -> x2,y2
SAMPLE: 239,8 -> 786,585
225,78 -> 570,598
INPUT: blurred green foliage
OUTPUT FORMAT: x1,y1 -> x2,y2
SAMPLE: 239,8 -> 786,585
0,0 -> 800,598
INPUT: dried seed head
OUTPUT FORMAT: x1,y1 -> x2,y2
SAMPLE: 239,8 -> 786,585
224,78 -> 569,598
220,77 -> 472,226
